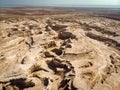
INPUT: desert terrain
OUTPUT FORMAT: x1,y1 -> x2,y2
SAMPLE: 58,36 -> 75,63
0,7 -> 120,90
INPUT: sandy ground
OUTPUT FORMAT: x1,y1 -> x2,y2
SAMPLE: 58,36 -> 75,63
0,8 -> 120,90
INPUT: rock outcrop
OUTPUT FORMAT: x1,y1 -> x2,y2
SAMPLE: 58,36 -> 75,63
0,8 -> 120,90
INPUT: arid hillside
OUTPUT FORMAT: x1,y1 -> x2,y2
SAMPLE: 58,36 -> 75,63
0,8 -> 120,90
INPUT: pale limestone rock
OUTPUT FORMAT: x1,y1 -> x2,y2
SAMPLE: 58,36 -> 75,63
0,11 -> 120,90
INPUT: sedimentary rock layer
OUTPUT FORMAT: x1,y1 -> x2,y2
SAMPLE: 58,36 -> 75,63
0,8 -> 120,90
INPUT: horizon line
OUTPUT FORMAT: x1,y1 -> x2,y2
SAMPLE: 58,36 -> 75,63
0,3 -> 120,8
0,5 -> 120,8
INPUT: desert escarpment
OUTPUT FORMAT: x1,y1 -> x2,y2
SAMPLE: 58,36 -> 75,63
0,8 -> 120,90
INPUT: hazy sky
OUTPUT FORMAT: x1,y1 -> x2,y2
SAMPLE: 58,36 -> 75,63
0,0 -> 120,7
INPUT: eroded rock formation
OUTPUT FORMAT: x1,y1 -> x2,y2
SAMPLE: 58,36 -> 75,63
0,8 -> 120,90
